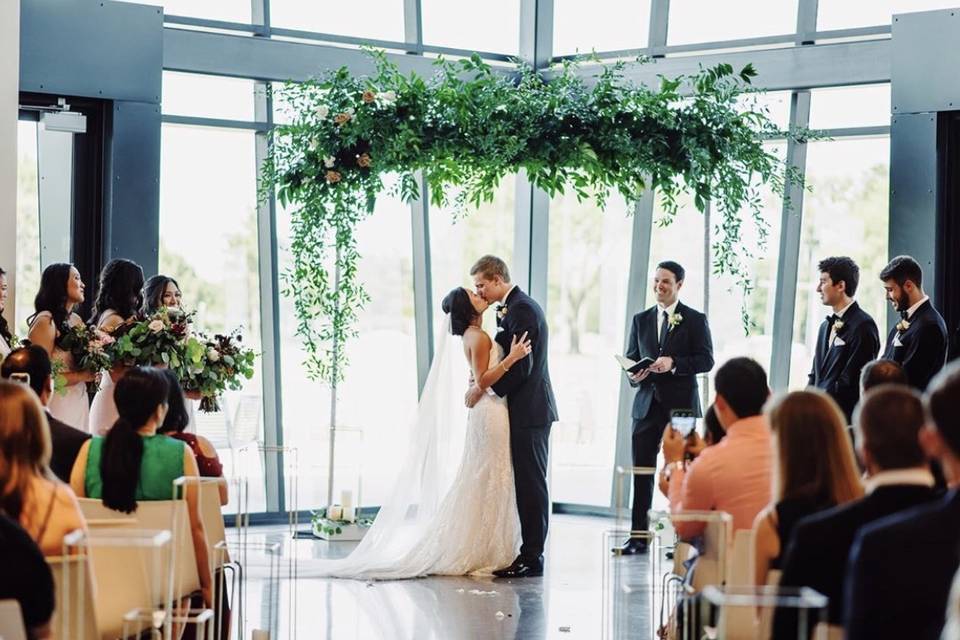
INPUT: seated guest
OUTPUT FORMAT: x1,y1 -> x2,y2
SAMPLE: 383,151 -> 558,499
662,358 -> 772,539
657,404 -> 724,498
845,362 -> 960,640
752,389 -> 862,585
0,514 -> 54,640
1,345 -> 91,483
69,366 -> 213,606
859,358 -> 908,393
0,380 -> 86,557
157,369 -> 228,505
775,385 -> 940,633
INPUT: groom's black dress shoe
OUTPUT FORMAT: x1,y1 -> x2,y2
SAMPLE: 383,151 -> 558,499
492,558 -> 544,578
612,538 -> 648,556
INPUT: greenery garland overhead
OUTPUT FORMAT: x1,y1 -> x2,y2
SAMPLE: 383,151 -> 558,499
261,50 -> 803,383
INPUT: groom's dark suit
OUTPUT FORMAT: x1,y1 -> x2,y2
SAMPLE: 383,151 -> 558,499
807,301 -> 880,423
882,298 -> 948,391
626,300 -> 713,531
491,286 -> 558,562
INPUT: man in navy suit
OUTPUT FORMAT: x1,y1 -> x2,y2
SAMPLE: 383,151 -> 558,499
775,385 -> 940,633
616,261 -> 714,554
845,362 -> 960,640
807,257 -> 880,423
880,255 -> 948,391
466,255 -> 558,578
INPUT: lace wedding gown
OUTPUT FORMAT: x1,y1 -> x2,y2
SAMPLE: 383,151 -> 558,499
296,320 -> 520,580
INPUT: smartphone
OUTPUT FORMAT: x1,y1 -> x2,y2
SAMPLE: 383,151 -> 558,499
670,409 -> 696,438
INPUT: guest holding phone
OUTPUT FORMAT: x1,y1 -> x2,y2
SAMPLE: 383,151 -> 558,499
660,358 -> 772,540
615,261 -> 714,554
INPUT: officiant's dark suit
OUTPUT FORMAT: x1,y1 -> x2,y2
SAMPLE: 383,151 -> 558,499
625,299 -> 714,533
807,302 -> 880,423
882,298 -> 948,391
491,286 -> 558,563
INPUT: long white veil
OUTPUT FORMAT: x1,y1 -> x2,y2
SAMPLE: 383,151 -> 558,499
293,313 -> 470,578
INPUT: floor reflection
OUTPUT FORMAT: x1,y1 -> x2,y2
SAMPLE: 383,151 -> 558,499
239,514 -> 652,639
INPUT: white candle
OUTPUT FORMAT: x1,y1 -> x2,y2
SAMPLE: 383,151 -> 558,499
342,506 -> 356,523
341,489 -> 353,511
327,505 -> 342,521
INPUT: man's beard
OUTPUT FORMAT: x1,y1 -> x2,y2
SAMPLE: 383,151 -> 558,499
896,290 -> 910,312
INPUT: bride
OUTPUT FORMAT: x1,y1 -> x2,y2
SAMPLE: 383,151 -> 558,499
298,286 -> 532,579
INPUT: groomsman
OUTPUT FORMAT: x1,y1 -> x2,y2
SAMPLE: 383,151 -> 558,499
807,257 -> 880,423
616,261 -> 714,554
879,255 -> 948,391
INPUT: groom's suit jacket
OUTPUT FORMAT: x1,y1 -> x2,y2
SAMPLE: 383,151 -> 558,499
882,299 -> 948,391
626,301 -> 714,420
807,301 -> 880,423
491,287 -> 558,429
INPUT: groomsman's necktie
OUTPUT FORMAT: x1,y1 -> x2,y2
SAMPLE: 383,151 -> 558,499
827,314 -> 838,347
658,310 -> 669,350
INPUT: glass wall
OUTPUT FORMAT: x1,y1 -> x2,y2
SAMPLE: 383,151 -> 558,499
277,178 -> 418,510
151,0 -> 896,514
15,121 -> 40,336
429,177 -> 516,343
547,192 -> 632,506
158,123 -> 267,511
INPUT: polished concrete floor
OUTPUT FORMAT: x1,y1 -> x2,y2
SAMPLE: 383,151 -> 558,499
233,515 -> 660,640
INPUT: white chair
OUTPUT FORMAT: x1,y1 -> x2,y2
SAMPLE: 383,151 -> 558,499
66,527 -> 173,640
78,498 -> 201,599
726,529 -> 753,586
228,395 -> 262,450
199,479 -> 229,565
194,408 -> 230,450
0,600 -> 28,640
47,555 -> 99,640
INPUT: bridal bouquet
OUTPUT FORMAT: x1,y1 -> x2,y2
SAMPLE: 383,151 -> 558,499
57,324 -> 114,393
108,308 -> 192,369
178,330 -> 256,412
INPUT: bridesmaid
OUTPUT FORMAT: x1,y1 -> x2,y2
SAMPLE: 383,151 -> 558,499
88,259 -> 144,436
26,264 -> 96,432
0,267 -> 13,358
142,274 -> 200,432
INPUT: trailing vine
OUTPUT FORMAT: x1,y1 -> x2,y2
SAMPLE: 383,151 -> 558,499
261,50 -> 804,383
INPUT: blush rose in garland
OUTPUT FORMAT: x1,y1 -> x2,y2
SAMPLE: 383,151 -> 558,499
261,50 -> 807,383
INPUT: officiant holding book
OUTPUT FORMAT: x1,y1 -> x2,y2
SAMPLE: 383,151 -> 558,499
616,261 -> 714,554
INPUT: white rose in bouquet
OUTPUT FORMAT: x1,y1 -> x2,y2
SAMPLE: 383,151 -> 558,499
207,347 -> 221,362
148,319 -> 165,333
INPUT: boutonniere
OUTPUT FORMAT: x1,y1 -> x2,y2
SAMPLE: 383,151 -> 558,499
832,319 -> 845,333
497,304 -> 509,320
896,318 -> 911,333
667,312 -> 683,331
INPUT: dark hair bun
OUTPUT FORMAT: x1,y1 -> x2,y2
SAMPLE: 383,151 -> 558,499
441,287 -> 475,336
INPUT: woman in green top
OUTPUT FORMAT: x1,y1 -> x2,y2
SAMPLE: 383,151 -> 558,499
70,366 -> 212,606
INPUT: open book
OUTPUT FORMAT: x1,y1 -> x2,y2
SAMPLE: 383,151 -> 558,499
615,354 -> 656,374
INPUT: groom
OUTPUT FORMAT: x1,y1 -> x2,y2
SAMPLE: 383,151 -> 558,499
465,255 -> 558,578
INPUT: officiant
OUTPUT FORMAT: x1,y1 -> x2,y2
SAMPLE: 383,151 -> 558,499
616,261 -> 714,555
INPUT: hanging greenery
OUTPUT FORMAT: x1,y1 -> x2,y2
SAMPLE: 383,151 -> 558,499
260,49 -> 803,383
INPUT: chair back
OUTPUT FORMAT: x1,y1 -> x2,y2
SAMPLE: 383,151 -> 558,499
78,498 -> 201,599
47,555 -> 99,640
199,480 -> 229,564
726,529 -> 753,586
228,395 -> 262,449
0,600 -> 28,640
194,409 -> 230,449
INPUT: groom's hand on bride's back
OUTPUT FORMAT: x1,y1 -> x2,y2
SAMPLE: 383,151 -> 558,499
464,384 -> 484,408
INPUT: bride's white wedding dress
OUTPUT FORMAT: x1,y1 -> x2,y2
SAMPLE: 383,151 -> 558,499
296,317 -> 520,580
